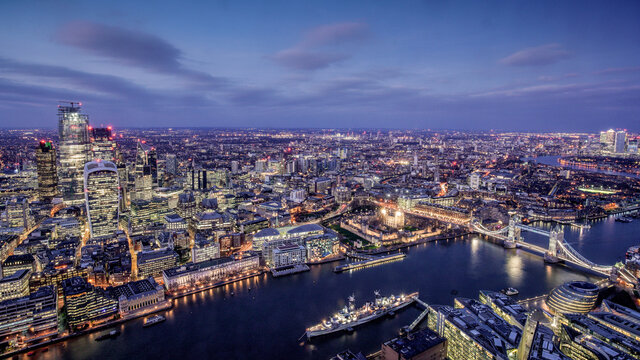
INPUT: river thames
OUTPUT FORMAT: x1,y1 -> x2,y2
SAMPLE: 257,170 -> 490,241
26,216 -> 638,360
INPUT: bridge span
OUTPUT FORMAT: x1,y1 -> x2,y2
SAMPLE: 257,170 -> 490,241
471,215 -> 613,277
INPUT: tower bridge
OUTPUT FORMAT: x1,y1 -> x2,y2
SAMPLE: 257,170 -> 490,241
471,215 -> 613,277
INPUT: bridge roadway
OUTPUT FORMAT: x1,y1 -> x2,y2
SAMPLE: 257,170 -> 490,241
471,223 -> 611,277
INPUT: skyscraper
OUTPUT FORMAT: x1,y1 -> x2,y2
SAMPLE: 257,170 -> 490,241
614,131 -> 627,154
166,153 -> 177,175
134,141 -> 155,201
35,140 -> 58,200
84,161 -> 120,238
600,129 -> 616,152
89,127 -> 116,162
517,309 -> 546,360
57,102 -> 90,205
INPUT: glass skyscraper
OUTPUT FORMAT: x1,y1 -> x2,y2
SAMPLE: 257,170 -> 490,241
90,127 -> 116,162
134,141 -> 156,201
57,103 -> 90,206
35,140 -> 58,200
84,161 -> 120,238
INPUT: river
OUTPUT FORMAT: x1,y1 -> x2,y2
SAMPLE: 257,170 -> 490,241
523,155 -> 640,179
23,216 -> 639,360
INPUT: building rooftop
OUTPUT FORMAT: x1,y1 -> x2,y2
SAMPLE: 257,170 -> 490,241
0,268 -> 30,283
110,277 -> 159,299
286,223 -> 323,235
383,327 -> 445,359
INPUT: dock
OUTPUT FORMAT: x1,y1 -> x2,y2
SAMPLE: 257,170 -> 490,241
334,253 -> 406,273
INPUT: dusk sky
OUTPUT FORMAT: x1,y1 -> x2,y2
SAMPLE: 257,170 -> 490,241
1,0 -> 639,131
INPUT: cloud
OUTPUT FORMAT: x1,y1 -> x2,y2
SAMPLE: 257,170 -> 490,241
500,44 -> 572,66
301,22 -> 370,48
594,66 -> 640,75
271,22 -> 369,71
55,21 -> 228,89
56,21 -> 181,72
271,50 -> 347,71
0,57 -> 155,101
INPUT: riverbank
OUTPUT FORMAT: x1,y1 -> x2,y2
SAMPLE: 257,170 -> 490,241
167,269 -> 267,300
356,230 -> 472,255
1,301 -> 173,359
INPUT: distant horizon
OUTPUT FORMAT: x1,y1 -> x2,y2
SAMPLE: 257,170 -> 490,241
0,124 -> 630,135
1,1 -> 639,130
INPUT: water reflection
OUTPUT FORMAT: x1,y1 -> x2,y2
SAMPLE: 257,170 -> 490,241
505,254 -> 524,286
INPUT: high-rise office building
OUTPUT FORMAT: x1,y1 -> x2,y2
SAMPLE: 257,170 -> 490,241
134,141 -> 156,201
166,153 -> 177,175
600,129 -> 616,152
57,102 -> 90,205
614,131 -> 627,154
35,140 -> 58,200
84,161 -> 120,238
90,126 -> 116,162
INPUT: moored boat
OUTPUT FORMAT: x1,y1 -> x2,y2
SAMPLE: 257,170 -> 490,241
304,291 -> 418,339
143,314 -> 166,328
95,329 -> 120,341
501,287 -> 519,296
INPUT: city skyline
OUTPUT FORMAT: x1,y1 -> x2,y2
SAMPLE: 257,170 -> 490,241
1,1 -> 640,131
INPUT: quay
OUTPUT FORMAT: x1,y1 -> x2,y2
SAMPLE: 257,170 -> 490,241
167,269 -> 267,299
334,253 -> 406,273
0,300 -> 173,359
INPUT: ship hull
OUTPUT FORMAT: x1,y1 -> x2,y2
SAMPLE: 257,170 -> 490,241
305,293 -> 418,339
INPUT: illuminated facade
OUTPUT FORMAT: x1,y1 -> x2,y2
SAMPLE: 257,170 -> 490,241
84,161 -> 120,238
90,127 -> 116,161
57,102 -> 90,205
0,269 -> 31,302
546,281 -> 599,315
0,286 -> 57,338
136,248 -> 179,278
162,252 -> 260,291
35,140 -> 58,200
134,141 -> 157,200
305,234 -> 339,262
62,277 -> 118,329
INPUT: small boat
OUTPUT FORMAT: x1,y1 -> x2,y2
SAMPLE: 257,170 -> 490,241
95,329 -> 120,341
388,311 -> 395,317
230,291 -> 235,296
346,327 -> 354,333
501,287 -> 519,296
616,217 -> 633,223
42,348 -> 49,352
27,351 -> 35,357
143,314 -> 166,328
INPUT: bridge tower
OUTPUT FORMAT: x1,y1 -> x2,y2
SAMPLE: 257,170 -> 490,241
504,214 -> 521,248
545,226 -> 563,263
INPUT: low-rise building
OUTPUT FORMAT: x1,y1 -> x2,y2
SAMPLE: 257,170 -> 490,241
137,248 -> 179,279
272,244 -> 306,268
0,269 -> 31,302
2,253 -> 37,278
0,285 -> 57,338
109,277 -> 165,316
163,252 -> 260,292
382,327 -> 447,360
62,276 -> 119,330
192,235 -> 220,263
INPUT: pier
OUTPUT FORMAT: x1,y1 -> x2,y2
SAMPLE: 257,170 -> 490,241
404,297 -> 430,332
334,253 -> 406,273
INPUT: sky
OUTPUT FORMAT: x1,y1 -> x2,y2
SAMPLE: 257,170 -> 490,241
0,0 -> 639,131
